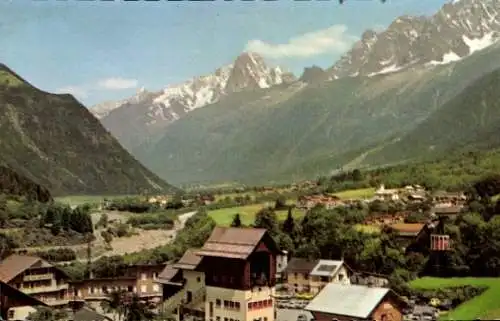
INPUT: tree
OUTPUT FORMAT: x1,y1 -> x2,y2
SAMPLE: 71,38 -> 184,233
282,208 -> 295,235
230,213 -> 242,227
253,208 -> 279,236
102,230 -> 114,249
274,195 -> 287,210
352,169 -> 363,181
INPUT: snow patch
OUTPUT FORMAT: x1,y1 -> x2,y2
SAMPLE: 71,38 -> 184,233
367,64 -> 404,77
462,32 -> 495,54
428,51 -> 462,65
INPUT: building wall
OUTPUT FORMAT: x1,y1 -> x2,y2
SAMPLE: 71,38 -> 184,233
371,298 -> 403,321
9,306 -> 36,321
73,279 -> 137,299
286,272 -> 310,293
309,296 -> 402,321
205,285 -> 275,321
288,266 -> 350,294
8,266 -> 69,305
134,266 -> 163,295
184,270 -> 206,310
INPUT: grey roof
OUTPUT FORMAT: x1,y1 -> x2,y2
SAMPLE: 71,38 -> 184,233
305,283 -> 389,318
310,260 -> 344,277
72,307 -> 112,321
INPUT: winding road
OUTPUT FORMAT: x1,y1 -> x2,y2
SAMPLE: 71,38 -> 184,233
58,210 -> 197,264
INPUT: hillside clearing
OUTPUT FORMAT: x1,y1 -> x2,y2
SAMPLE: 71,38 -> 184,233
410,277 -> 500,320
208,204 -> 305,226
333,187 -> 375,200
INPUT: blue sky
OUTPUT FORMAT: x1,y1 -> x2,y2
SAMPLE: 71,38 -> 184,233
0,0 -> 449,106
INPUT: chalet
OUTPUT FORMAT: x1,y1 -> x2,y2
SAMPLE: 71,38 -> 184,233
283,258 -> 319,293
297,195 -> 343,210
305,283 -> 408,321
148,196 -> 169,205
308,260 -> 351,294
1,280 -> 47,321
70,263 -> 164,305
284,258 -> 351,295
363,212 -> 409,226
374,185 -> 400,201
431,205 -> 463,219
0,254 -> 72,314
432,191 -> 466,204
160,227 -> 282,321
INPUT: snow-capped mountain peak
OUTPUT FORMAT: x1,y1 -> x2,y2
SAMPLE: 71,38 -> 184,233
90,52 -> 296,149
327,0 -> 500,79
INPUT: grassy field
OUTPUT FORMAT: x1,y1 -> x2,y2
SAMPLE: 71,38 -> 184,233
410,277 -> 500,320
208,204 -> 306,226
55,195 -> 138,206
332,187 -> 376,200
354,224 -> 381,234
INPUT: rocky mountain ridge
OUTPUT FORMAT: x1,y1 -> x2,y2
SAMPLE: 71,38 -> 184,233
92,52 -> 295,151
328,0 -> 500,78
0,63 -> 175,195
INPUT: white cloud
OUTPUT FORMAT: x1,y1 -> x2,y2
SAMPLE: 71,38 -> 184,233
97,77 -> 138,90
245,25 -> 358,59
55,86 -> 88,99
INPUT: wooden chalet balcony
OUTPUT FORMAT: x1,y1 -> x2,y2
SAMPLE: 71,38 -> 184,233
22,283 -> 69,294
23,273 -> 53,282
44,298 -> 69,306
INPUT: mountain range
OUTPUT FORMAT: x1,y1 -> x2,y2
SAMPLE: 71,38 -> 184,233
92,52 -> 295,151
91,0 -> 500,186
0,64 -> 176,195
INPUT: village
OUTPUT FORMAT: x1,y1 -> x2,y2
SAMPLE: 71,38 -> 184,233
0,181 -> 472,321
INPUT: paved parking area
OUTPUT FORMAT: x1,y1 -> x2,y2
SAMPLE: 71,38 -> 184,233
276,309 -> 314,321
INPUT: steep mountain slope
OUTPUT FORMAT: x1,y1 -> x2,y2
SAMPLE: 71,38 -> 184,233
93,52 -> 296,151
0,64 -> 176,195
0,166 -> 52,202
361,67 -> 500,166
136,41 -> 500,185
328,0 -> 500,78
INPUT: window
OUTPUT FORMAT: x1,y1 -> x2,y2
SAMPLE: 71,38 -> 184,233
153,272 -> 158,279
303,273 -> 309,280
140,285 -> 147,293
153,284 -> 160,292
216,317 -> 220,321
186,291 -> 192,303
235,302 -> 240,310
197,276 -> 201,282
224,300 -> 229,307
216,299 -> 221,307
209,302 -> 213,317
248,303 -> 252,310
141,273 -> 147,280
264,318 -> 268,321
8,310 -> 14,319
229,301 -> 234,309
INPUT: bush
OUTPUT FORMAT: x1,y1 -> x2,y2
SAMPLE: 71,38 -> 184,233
35,248 -> 77,262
